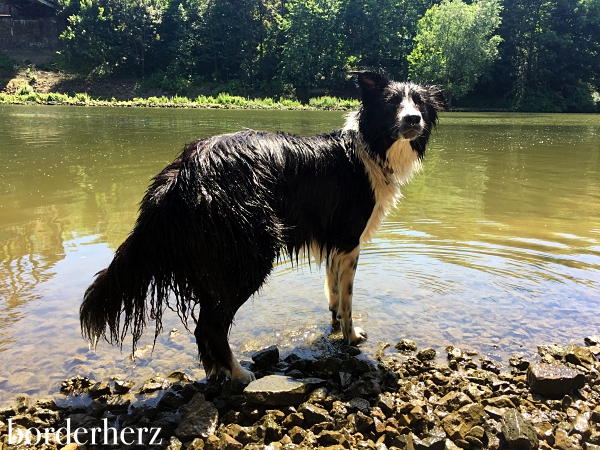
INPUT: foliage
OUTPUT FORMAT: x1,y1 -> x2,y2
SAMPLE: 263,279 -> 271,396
408,0 -> 502,104
45,0 -> 600,110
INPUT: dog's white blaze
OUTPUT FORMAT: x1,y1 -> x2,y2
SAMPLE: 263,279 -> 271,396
345,112 -> 421,244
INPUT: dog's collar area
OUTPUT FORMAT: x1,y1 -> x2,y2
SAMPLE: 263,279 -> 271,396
383,166 -> 394,175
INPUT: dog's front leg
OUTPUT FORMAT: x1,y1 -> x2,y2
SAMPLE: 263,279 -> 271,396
331,246 -> 367,345
325,257 -> 341,328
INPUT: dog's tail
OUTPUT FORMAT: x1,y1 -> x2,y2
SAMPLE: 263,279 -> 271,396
80,156 -> 197,350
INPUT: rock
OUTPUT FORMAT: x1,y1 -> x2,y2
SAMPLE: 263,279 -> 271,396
417,348 -> 436,362
187,438 -> 205,449
441,402 -> 485,440
538,344 -> 567,360
15,395 -> 30,412
566,345 -> 596,368
88,381 -> 112,398
139,375 -> 171,394
244,375 -> 306,406
396,339 -> 418,352
584,335 -> 600,346
298,402 -> 332,427
527,362 -> 585,397
436,391 -> 472,411
221,433 -> 244,450
61,375 -> 94,395
509,355 -> 531,371
501,408 -> 539,450
349,397 -> 371,414
289,426 -> 307,444
447,346 -> 465,361
554,428 -> 580,450
174,393 -> 218,441
412,425 -> 446,449
573,413 -> 591,440
252,345 -> 280,369
166,436 -> 183,450
352,411 -> 374,433
159,390 -> 188,410
113,380 -> 135,394
167,370 -> 194,383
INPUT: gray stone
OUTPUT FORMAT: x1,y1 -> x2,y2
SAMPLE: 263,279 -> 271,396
174,393 -> 218,441
252,345 -> 280,369
244,375 -> 306,406
501,408 -> 539,450
538,344 -> 567,360
527,362 -> 585,397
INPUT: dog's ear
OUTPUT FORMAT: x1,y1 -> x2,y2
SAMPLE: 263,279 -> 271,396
351,70 -> 389,99
426,85 -> 448,111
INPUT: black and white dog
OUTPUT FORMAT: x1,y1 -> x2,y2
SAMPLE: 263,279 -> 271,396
81,71 -> 445,383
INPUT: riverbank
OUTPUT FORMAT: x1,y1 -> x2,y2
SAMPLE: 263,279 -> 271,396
1,338 -> 599,450
0,66 -> 360,110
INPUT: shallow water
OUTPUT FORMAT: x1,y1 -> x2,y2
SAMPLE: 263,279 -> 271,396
0,106 -> 599,406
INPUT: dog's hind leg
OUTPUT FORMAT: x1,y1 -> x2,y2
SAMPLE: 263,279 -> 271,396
194,313 -> 256,384
330,246 -> 367,345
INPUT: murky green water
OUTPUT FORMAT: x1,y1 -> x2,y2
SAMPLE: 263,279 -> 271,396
1,105 -> 599,406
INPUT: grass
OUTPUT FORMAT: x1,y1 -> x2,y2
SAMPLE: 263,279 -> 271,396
0,85 -> 359,110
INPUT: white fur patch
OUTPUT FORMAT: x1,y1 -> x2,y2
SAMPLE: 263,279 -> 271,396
344,113 -> 422,244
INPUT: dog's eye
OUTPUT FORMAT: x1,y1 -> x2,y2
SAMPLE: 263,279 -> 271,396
412,95 -> 424,106
388,96 -> 401,106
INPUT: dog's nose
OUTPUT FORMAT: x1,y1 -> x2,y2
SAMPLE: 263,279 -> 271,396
403,114 -> 422,126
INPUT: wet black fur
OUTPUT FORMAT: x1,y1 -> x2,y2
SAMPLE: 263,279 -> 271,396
80,71 -> 445,377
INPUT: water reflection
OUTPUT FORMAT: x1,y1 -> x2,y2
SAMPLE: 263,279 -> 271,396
0,106 -> 599,406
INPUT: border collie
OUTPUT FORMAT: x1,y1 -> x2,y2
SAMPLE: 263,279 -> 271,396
80,71 -> 445,383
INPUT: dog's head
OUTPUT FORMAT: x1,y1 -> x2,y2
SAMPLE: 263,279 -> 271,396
352,70 -> 446,160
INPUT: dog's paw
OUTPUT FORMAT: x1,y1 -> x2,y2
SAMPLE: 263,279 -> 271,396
348,326 -> 368,345
231,365 -> 256,384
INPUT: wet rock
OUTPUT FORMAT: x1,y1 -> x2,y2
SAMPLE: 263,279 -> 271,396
167,370 -> 194,383
501,408 -> 538,450
509,355 -> 531,371
159,390 -> 188,410
252,345 -> 280,369
289,425 -> 307,444
396,339 -> 418,352
221,432 -> 244,450
584,335 -> 600,346
349,397 -> 371,414
139,375 -> 171,394
413,425 -> 446,449
345,373 -> 381,398
174,393 -> 218,441
244,375 -> 306,406
538,343 -> 567,360
417,348 -> 437,362
436,391 -> 472,411
106,393 -> 133,412
554,428 -> 580,450
566,345 -> 596,369
441,402 -> 485,440
89,380 -> 112,398
61,375 -> 95,395
166,436 -> 183,450
298,402 -> 332,427
114,379 -> 135,394
573,413 -> 591,440
527,362 -> 585,397
187,437 -> 205,449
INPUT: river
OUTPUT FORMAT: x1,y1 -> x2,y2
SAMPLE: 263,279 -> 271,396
0,105 -> 599,406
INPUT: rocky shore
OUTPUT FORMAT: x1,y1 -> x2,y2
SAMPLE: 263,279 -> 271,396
1,337 -> 600,450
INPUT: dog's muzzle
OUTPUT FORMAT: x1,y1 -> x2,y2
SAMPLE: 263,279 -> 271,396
398,114 -> 424,140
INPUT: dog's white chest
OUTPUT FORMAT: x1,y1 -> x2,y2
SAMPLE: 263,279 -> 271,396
360,140 -> 421,244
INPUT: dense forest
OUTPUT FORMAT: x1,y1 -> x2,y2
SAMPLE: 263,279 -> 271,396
56,0 -> 600,111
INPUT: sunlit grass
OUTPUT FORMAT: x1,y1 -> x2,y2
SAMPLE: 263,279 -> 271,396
0,86 -> 359,110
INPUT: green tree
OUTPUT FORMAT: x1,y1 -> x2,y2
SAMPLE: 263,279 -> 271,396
280,0 -> 347,101
407,0 -> 502,105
